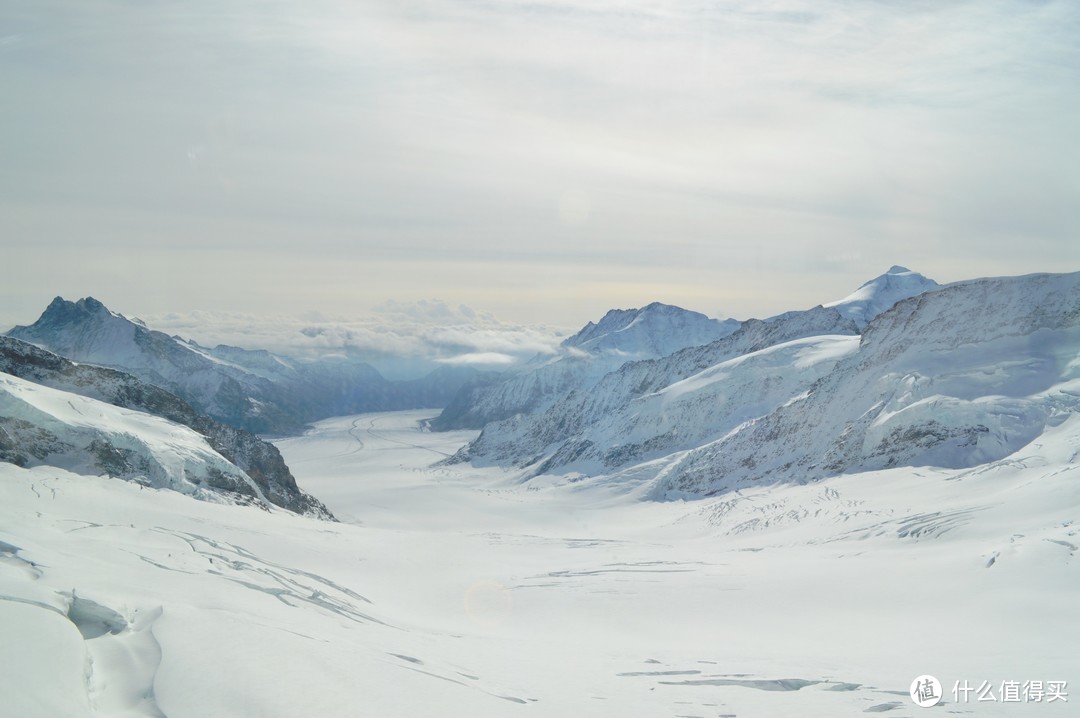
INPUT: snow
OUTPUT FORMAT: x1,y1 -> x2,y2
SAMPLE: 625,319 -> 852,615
662,334 -> 859,399
461,271 -> 1079,496
823,265 -> 940,328
432,304 -> 742,430
0,372 -> 269,504
2,269 -> 1077,715
2,409 -> 1077,716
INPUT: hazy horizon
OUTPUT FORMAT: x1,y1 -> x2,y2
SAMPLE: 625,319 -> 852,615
4,1 -> 1078,340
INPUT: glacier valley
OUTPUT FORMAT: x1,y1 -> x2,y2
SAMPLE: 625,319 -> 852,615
1,267 -> 1078,717
1,408 -> 1077,717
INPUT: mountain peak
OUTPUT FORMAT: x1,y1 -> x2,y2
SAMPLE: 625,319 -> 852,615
77,296 -> 109,312
561,302 -> 738,357
30,296 -> 117,330
824,267 -> 940,329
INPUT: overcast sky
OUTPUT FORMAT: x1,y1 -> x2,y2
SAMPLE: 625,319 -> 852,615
3,0 -> 1078,349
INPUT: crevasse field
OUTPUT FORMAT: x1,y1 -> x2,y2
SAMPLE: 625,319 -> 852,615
2,409 -> 1077,717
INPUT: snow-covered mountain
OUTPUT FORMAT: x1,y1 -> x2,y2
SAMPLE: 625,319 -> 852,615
0,373 -> 278,507
434,268 -> 938,434
822,265 -> 939,329
653,271 -> 1080,497
0,336 -> 332,518
456,271 -> 1079,499
3,270 -> 1078,718
430,303 -> 739,430
6,297 -> 481,435
562,302 -> 739,357
454,304 -> 859,467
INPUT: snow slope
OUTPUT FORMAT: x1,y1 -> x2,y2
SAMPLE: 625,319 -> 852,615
0,336 -> 332,517
2,409 -> 1077,717
822,265 -> 940,329
0,372 -> 269,505
430,303 -> 738,430
457,304 -> 858,467
456,272 -> 1079,501
656,271 -> 1080,497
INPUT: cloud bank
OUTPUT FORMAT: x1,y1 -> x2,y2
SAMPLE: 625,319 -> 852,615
142,300 -> 568,379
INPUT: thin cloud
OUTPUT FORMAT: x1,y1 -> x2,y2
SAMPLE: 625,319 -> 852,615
1,0 -> 1076,328
435,352 -> 518,367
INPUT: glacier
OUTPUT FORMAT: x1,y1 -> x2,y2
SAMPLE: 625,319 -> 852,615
1,266 -> 1078,717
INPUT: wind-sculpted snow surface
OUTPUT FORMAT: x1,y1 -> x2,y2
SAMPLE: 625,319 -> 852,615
0,336 -> 333,518
430,303 -> 739,430
654,272 -> 1080,497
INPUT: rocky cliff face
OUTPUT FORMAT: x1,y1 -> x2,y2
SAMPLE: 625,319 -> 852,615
0,336 -> 333,519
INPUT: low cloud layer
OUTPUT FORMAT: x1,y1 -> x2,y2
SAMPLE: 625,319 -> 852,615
143,300 -> 568,379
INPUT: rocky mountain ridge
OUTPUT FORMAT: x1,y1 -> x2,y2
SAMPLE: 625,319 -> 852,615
7,297 -> 480,435
0,336 -> 333,518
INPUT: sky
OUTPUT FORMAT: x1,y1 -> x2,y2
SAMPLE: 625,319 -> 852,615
2,0 -> 1078,364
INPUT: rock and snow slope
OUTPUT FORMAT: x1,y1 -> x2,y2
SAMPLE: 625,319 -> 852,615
435,267 -> 937,434
561,302 -> 740,357
456,271 -> 1079,501
430,303 -> 739,430
0,371 -> 272,506
0,336 -> 332,518
7,297 -> 478,435
456,305 -> 859,470
655,271 -> 1080,497
822,265 -> 940,329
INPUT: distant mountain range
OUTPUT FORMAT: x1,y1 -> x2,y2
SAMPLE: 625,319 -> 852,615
4,265 -> 1074,513
435,266 -> 937,433
448,268 -> 1080,501
7,297 -> 483,435
430,302 -> 740,430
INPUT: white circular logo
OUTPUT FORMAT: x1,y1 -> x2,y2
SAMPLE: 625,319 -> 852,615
910,675 -> 943,708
